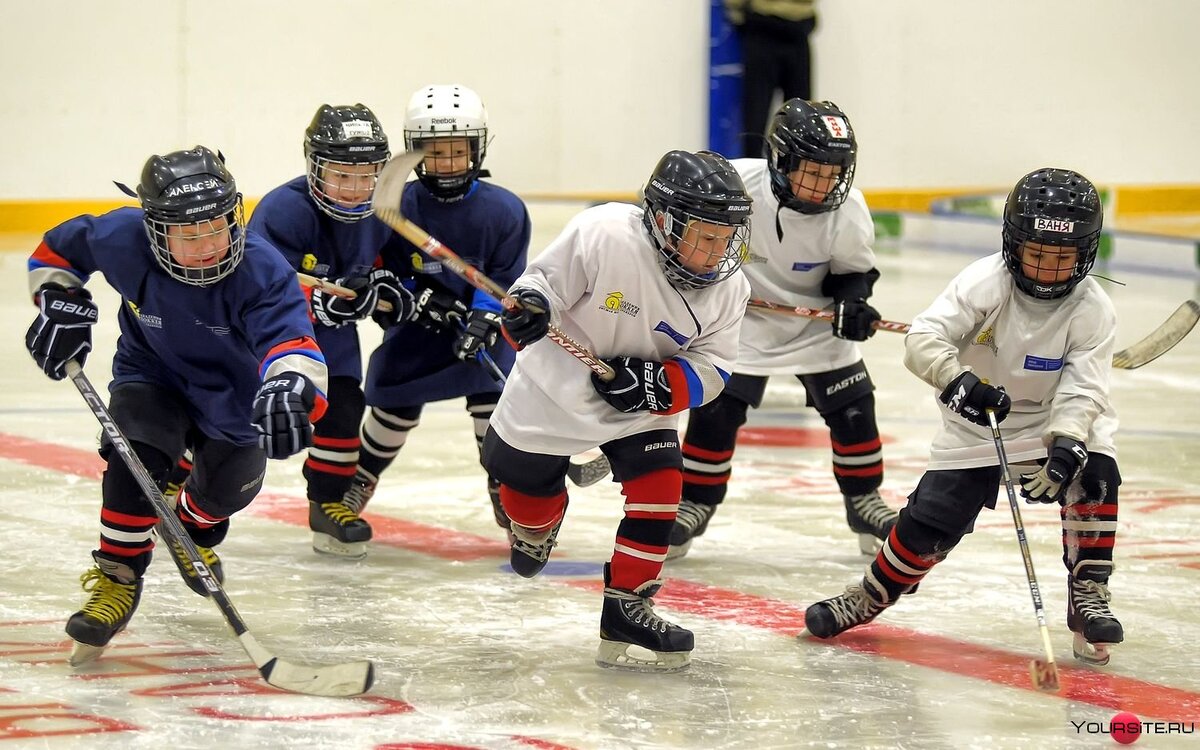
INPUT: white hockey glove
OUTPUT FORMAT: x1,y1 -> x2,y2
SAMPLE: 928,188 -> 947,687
1020,436 -> 1088,504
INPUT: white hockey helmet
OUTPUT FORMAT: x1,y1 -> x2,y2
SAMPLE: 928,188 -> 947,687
403,84 -> 488,200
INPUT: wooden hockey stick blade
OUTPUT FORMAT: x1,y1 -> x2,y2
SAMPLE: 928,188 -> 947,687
746,298 -> 911,333
1030,658 -> 1060,692
1111,299 -> 1199,369
567,453 -> 612,487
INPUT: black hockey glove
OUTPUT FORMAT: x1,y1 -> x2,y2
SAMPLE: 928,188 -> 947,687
1020,436 -> 1088,504
310,273 -> 378,328
501,288 -> 551,347
25,283 -> 98,380
251,372 -> 316,459
832,299 -> 882,341
591,356 -> 674,414
939,371 -> 1010,427
453,308 -> 502,360
410,284 -> 468,333
368,269 -> 417,329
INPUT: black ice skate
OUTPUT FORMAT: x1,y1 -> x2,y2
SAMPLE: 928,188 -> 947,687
508,502 -> 567,578
802,582 -> 889,639
1068,560 -> 1123,666
310,468 -> 376,559
666,499 -> 717,561
844,491 -> 898,555
168,537 -> 224,598
66,555 -> 143,666
596,564 -> 693,672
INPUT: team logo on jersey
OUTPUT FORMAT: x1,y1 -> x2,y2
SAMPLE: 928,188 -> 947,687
411,252 -> 443,275
745,250 -> 769,264
599,291 -> 641,317
194,319 -> 231,336
792,261 -> 828,272
973,325 -> 998,355
301,253 -> 318,272
1033,217 -> 1075,233
653,321 -> 690,346
126,300 -> 162,329
1023,355 -> 1064,371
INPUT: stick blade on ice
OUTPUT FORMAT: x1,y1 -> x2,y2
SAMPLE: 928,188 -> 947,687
241,633 -> 375,698
1030,658 -> 1060,692
1112,300 -> 1199,369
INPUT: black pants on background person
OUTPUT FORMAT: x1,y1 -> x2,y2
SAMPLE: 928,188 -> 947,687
739,13 -> 816,158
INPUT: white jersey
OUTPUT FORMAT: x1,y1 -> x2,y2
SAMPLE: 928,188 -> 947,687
490,202 -> 751,456
904,253 -> 1118,470
730,158 -> 877,375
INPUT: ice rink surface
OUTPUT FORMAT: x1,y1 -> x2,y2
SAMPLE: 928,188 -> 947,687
0,204 -> 1197,749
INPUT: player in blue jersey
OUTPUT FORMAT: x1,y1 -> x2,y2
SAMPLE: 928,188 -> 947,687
249,103 -> 416,558
339,84 -> 531,555
26,146 -> 329,663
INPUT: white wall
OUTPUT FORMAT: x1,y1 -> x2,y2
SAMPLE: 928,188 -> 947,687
2,0 -> 1196,200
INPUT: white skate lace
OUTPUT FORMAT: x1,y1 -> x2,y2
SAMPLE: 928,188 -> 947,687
675,500 -> 715,534
342,472 -> 377,514
849,492 -> 895,531
510,523 -> 559,561
604,588 -> 670,634
826,585 -> 882,628
1071,578 -> 1115,620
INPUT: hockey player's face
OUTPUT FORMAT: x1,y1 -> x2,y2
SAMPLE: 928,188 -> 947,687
422,137 -> 472,176
167,217 -> 232,268
675,220 -> 738,274
788,160 -> 841,204
1020,242 -> 1078,284
318,161 -> 380,209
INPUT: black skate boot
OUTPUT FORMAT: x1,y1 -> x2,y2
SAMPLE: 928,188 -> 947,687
844,491 -> 898,555
66,554 -> 143,666
1068,560 -> 1123,666
802,582 -> 889,639
168,536 -> 225,597
508,501 -> 568,578
596,564 -> 693,672
309,467 -> 376,559
666,499 -> 717,561
487,477 -> 510,530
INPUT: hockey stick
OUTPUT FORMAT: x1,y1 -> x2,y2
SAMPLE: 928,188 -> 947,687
63,361 -> 375,697
750,297 -> 1198,370
1111,299 -> 1199,369
372,151 -> 615,382
986,407 -> 1060,693
747,298 -> 911,334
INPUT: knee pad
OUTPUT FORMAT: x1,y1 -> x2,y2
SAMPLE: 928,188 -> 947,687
684,393 -> 751,452
316,377 -> 366,439
102,441 -> 173,505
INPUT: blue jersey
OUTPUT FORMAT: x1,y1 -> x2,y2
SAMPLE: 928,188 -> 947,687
249,176 -> 395,381
28,207 -> 327,445
367,180 -> 531,408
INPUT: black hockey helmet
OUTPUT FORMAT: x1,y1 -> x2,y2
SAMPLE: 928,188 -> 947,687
642,150 -> 752,290
1002,168 -> 1102,300
304,103 -> 390,222
765,99 -> 857,214
137,146 -> 245,286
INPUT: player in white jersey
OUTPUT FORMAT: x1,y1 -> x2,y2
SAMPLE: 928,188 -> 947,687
804,168 -> 1125,666
668,99 -> 896,559
482,150 -> 753,672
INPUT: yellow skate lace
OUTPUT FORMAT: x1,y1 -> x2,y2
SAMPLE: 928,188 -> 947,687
78,567 -> 136,625
320,501 -> 363,526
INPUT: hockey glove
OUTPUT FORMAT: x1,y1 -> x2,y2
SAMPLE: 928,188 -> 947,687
832,298 -> 882,341
939,371 -> 1010,427
591,356 -> 674,414
501,288 -> 551,347
368,269 -> 417,329
251,372 -> 316,459
310,273 -> 378,328
410,284 -> 468,333
25,283 -> 98,380
453,308 -> 503,360
1020,436 -> 1088,504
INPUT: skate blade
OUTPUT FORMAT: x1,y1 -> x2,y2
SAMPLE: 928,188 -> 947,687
664,539 -> 692,562
1072,633 -> 1113,666
858,533 -> 882,556
312,533 -> 368,560
595,640 -> 691,673
68,641 -> 108,667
